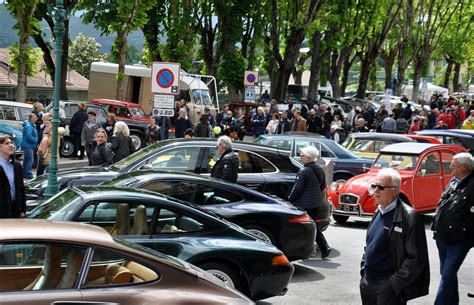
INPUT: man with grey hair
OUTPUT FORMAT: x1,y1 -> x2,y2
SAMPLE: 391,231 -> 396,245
432,152 -> 474,305
360,168 -> 429,305
211,135 -> 239,183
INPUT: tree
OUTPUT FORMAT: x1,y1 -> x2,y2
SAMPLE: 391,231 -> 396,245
78,0 -> 153,100
8,45 -> 44,77
68,33 -> 107,78
6,0 -> 41,102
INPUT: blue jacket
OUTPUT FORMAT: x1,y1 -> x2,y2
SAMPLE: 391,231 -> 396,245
288,162 -> 326,210
20,120 -> 38,149
252,114 -> 266,136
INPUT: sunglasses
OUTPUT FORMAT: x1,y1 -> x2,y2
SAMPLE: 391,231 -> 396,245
370,184 -> 397,191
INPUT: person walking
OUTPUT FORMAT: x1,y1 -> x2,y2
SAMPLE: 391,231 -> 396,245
288,146 -> 331,259
211,135 -> 239,183
70,102 -> 88,159
146,115 -> 161,144
111,121 -> 135,163
0,135 -> 27,218
91,129 -> 113,167
432,152 -> 474,305
81,111 -> 102,166
194,113 -> 212,138
21,113 -> 38,179
360,168 -> 429,305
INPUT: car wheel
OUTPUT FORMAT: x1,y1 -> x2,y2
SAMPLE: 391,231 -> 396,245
333,173 -> 352,184
130,133 -> 142,151
199,262 -> 241,290
60,138 -> 74,157
243,224 -> 276,246
333,214 -> 349,223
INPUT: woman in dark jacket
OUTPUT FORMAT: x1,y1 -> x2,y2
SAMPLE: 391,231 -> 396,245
175,108 -> 193,138
251,107 -> 266,137
194,113 -> 211,138
110,121 -> 135,163
288,145 -> 331,259
91,129 -> 113,167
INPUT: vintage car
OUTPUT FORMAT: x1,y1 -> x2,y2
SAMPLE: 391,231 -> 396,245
328,143 -> 467,223
29,186 -> 294,300
416,129 -> 474,155
342,132 -> 441,159
0,219 -> 252,304
0,100 -> 32,130
0,123 -> 23,158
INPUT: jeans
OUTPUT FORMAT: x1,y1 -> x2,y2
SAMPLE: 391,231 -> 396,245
22,147 -> 34,178
435,239 -> 473,305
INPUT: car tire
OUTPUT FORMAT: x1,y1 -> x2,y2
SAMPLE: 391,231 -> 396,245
243,224 -> 277,246
60,138 -> 74,157
199,262 -> 241,290
130,133 -> 142,151
333,214 -> 349,223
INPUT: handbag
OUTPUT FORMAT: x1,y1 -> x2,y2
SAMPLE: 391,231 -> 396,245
37,134 -> 49,157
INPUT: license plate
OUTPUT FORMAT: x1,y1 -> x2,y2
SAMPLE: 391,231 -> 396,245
341,205 -> 354,212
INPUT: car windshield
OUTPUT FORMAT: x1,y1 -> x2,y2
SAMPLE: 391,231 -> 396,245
130,107 -> 146,118
373,154 -> 418,171
28,188 -> 83,221
254,135 -> 268,144
113,237 -> 189,269
111,142 -> 165,170
192,89 -> 213,106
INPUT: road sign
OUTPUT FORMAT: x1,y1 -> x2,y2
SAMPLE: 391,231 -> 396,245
154,94 -> 175,109
244,88 -> 256,102
244,71 -> 259,86
384,89 -> 392,112
152,108 -> 175,117
151,62 -> 180,95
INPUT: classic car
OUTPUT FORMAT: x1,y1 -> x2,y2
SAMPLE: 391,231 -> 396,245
0,100 -> 32,130
28,186 -> 294,300
416,129 -> 474,154
26,139 -> 301,203
0,123 -> 23,158
342,132 -> 441,159
328,143 -> 467,223
103,170 -> 321,259
254,133 -> 373,182
0,219 -> 253,304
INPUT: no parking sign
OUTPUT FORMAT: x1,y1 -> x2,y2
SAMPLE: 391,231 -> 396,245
151,62 -> 180,95
244,71 -> 259,86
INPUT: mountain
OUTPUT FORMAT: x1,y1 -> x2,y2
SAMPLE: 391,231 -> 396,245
0,4 -> 145,53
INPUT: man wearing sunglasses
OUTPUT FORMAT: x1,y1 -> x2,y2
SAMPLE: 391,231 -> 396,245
360,168 -> 429,305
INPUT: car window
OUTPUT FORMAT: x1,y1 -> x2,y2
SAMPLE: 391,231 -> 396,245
249,152 -> 276,173
319,143 -> 336,158
1,106 -> 17,121
0,242 -> 87,291
267,139 -> 291,149
295,140 -> 335,158
142,147 -> 200,171
88,105 -> 107,124
418,152 -> 440,175
65,104 -> 77,117
194,184 -> 243,205
84,248 -> 159,287
443,136 -> 463,146
440,152 -> 455,174
373,154 -> 418,170
142,180 -> 197,202
208,148 -> 273,173
155,208 -> 206,234
76,202 -> 155,236
18,107 -> 31,121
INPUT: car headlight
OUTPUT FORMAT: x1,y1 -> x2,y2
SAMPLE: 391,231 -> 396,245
330,182 -> 339,191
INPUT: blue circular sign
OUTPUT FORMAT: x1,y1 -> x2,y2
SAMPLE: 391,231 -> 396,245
156,68 -> 174,88
247,73 -> 256,83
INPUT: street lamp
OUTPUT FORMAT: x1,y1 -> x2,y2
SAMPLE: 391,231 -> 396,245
44,0 -> 66,198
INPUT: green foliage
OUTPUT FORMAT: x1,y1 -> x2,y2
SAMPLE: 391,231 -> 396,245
8,44 -> 43,77
218,49 -> 247,90
68,33 -> 108,78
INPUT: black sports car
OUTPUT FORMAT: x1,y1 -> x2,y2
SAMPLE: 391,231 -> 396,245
103,170 -> 319,260
28,186 -> 294,301
26,139 -> 301,204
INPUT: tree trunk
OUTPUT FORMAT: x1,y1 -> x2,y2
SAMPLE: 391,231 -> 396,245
356,57 -> 373,99
307,31 -> 322,100
16,34 -> 28,103
60,18 -> 69,100
142,5 -> 163,62
341,53 -> 357,97
381,49 -> 396,90
443,58 -> 453,89
115,33 -> 128,101
32,33 -> 55,81
412,62 -> 424,102
453,62 -> 461,92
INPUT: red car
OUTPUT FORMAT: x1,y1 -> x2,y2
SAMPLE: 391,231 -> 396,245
328,143 -> 467,223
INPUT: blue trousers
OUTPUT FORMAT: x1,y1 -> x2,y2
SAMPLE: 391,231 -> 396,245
22,147 -> 34,179
435,239 -> 473,305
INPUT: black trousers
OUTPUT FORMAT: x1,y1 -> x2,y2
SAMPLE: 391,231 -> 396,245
72,133 -> 84,158
360,275 -> 406,305
306,207 -> 329,252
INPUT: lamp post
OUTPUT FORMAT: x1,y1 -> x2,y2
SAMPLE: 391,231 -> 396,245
44,0 -> 66,198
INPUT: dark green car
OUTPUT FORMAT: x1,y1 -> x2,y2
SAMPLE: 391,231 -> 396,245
28,186 -> 294,301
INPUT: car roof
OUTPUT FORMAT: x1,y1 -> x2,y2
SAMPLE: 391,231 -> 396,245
92,98 -> 141,107
416,129 -> 474,138
0,219 -> 114,245
348,133 -> 412,141
0,100 -> 33,108
263,132 -> 326,139
380,143 -> 452,154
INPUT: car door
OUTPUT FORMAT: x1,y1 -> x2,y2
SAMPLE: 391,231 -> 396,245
135,146 -> 203,173
0,242 -> 85,305
412,151 -> 445,211
202,146 -> 266,192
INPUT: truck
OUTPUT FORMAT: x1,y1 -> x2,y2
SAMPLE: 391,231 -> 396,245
88,62 -> 219,125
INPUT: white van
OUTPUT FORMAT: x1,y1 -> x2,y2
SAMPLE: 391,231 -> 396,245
0,100 -> 33,129
89,62 -> 219,125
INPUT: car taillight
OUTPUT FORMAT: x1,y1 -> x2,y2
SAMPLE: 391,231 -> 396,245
288,214 -> 313,223
271,254 -> 289,266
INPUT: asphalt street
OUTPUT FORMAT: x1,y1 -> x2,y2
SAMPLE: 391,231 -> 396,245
259,215 -> 473,305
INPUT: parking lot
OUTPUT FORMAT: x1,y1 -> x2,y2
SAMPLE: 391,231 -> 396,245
259,216 -> 474,305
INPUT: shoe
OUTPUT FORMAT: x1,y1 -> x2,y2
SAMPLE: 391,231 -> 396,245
321,247 -> 332,259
